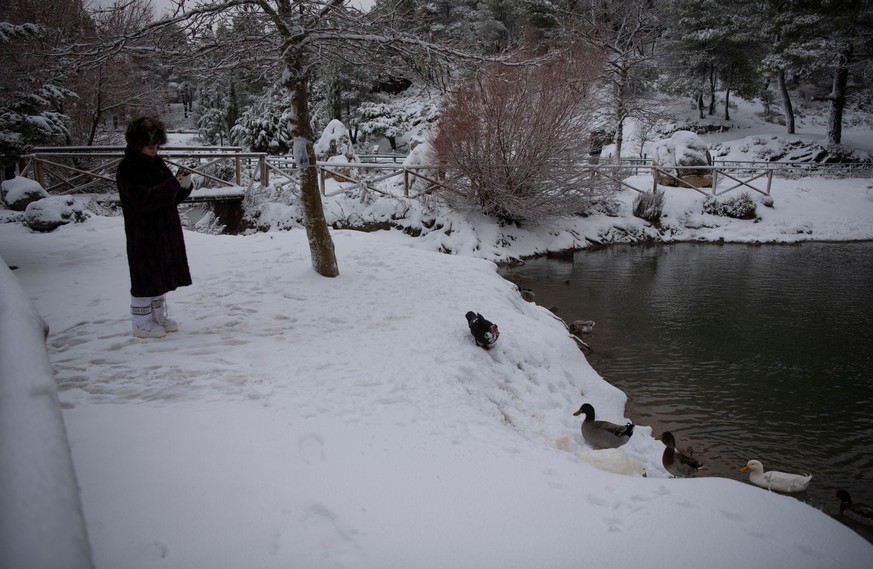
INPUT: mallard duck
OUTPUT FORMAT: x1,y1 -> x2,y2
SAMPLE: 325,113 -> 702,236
572,403 -> 634,449
577,448 -> 647,477
656,432 -> 703,478
836,490 -> 873,526
568,320 -> 595,334
740,460 -> 812,493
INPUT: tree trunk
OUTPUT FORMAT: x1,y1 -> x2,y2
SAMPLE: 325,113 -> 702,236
285,61 -> 339,278
329,80 -> 342,121
827,47 -> 851,146
613,71 -> 626,162
697,92 -> 705,119
613,117 -> 624,163
777,69 -> 795,134
724,88 -> 731,121
708,66 -> 716,116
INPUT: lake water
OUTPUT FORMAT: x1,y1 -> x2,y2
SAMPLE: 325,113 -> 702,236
500,241 -> 873,540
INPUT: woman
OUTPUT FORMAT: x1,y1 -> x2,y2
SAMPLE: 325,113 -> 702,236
116,116 -> 193,338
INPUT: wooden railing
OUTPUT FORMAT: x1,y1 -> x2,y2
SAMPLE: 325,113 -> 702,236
21,146 -> 268,194
21,147 -> 869,203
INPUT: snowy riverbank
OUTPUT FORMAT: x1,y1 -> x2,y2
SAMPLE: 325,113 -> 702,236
2,198 -> 873,567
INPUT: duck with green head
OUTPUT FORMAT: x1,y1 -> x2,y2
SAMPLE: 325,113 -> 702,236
836,490 -> 873,527
572,403 -> 634,449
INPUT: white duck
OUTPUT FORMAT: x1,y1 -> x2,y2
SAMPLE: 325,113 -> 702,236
576,448 -> 647,477
740,459 -> 812,493
568,320 -> 595,334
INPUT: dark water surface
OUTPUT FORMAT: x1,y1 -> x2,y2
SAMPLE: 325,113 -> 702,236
501,242 -> 873,540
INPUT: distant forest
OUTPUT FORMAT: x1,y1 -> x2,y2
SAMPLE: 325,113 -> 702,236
3,0 -> 872,159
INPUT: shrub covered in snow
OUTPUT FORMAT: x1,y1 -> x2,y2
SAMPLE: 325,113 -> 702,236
703,191 -> 757,220
632,189 -> 665,224
432,47 -> 610,224
24,196 -> 88,232
1,177 -> 48,211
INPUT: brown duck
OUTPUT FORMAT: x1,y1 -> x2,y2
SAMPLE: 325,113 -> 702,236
656,432 -> 704,478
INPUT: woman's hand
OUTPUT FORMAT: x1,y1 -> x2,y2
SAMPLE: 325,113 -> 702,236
176,170 -> 192,189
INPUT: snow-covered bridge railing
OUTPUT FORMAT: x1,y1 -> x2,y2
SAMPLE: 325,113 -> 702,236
0,259 -> 94,569
22,146 -> 269,195
319,162 -> 444,198
597,164 -> 778,197
259,157 -> 442,198
22,147 -> 867,203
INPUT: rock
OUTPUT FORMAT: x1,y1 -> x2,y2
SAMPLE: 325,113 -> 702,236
1,176 -> 48,211
653,130 -> 713,188
677,174 -> 713,189
24,196 -> 88,232
315,119 -> 359,181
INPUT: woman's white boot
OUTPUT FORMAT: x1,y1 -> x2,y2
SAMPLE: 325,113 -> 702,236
151,295 -> 178,332
131,296 -> 166,338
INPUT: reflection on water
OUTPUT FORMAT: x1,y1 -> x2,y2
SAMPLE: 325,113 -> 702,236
501,242 -> 873,541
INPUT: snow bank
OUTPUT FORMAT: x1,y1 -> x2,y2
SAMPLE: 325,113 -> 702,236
1,219 -> 871,568
0,258 -> 93,569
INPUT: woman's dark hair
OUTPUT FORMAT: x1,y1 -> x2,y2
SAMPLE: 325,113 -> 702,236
125,116 -> 168,150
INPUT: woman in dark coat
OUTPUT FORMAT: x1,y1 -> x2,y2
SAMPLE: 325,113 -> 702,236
116,116 -> 193,338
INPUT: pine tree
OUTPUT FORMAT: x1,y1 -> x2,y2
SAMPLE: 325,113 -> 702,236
0,22 -> 73,178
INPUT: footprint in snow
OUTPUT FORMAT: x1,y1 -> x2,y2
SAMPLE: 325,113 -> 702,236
298,433 -> 325,464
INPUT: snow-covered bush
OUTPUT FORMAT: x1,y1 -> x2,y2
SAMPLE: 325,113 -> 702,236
24,196 -> 88,232
432,46 -> 609,224
1,176 -> 48,211
703,191 -> 757,220
632,189 -> 665,224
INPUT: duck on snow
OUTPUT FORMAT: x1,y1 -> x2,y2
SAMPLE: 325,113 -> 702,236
572,403 -> 634,449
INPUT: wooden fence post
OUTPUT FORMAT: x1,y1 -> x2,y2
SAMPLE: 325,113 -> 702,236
260,155 -> 268,187
35,159 -> 45,187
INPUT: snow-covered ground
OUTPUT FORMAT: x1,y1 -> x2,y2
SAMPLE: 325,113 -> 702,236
2,96 -> 873,568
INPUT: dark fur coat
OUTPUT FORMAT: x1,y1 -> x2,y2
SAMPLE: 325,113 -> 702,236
117,147 -> 192,297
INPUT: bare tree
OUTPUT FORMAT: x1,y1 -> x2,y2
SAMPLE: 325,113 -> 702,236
432,45 -> 608,223
573,0 -> 664,162
70,0 -> 172,144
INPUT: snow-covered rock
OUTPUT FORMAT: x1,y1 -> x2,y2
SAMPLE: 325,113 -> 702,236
314,119 -> 358,164
1,177 -> 48,211
315,119 -> 360,183
24,196 -> 88,232
653,130 -> 713,187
